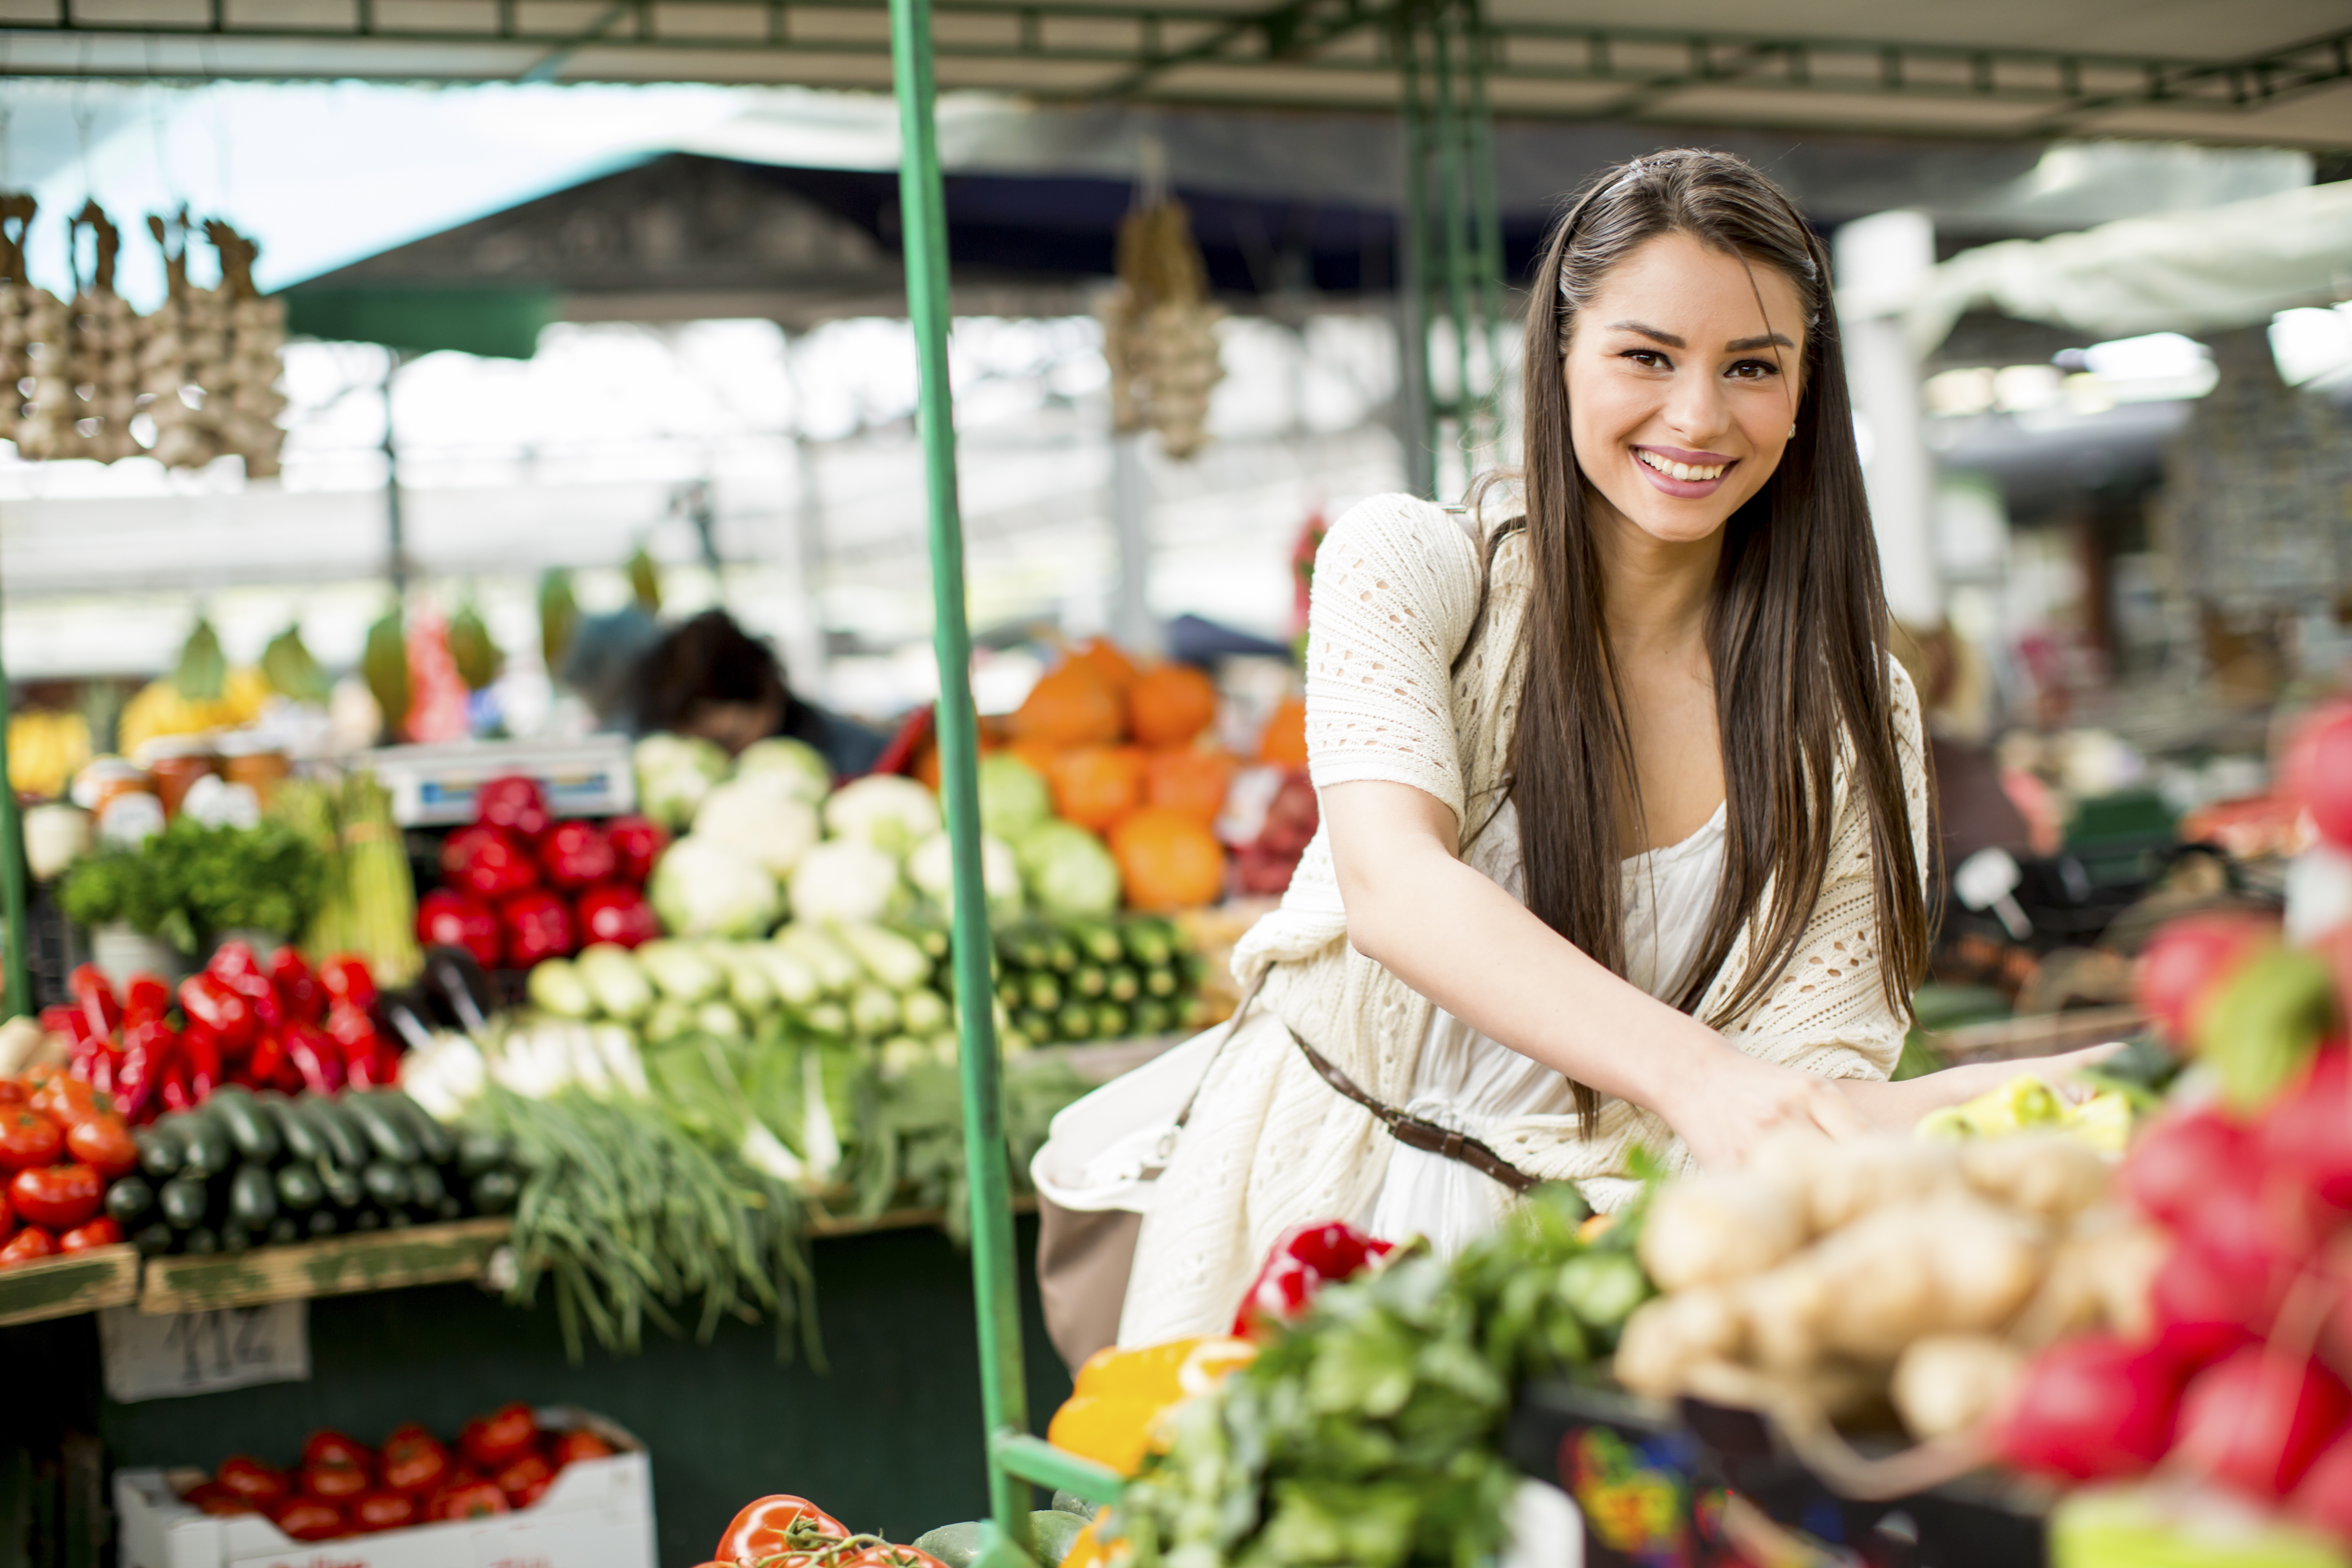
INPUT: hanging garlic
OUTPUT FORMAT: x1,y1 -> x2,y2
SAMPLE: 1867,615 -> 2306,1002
0,194 -> 36,449
1099,198 -> 1225,461
62,201 -> 147,464
142,209 -> 218,471
203,220 -> 286,480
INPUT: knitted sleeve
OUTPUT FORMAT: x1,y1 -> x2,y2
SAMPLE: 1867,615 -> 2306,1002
1302,494 -> 1486,824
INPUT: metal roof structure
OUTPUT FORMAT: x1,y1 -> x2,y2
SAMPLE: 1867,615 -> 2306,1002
2,2 -> 2348,149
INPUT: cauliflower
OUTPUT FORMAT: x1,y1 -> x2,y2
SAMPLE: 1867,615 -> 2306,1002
788,837 -> 907,925
909,829 -> 1024,918
822,774 -> 942,859
1016,820 -> 1122,919
693,775 -> 823,878
647,835 -> 782,938
635,733 -> 731,832
735,737 -> 833,804
977,753 -> 1053,841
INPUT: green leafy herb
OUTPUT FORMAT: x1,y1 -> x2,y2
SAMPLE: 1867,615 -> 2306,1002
59,817 -> 326,951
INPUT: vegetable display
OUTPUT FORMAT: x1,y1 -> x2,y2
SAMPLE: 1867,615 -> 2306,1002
416,773 -> 664,969
58,817 -> 326,955
0,1067 -> 137,1267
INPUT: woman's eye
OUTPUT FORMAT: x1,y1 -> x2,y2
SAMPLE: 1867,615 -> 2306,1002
1726,359 -> 1780,381
1621,350 -> 1669,369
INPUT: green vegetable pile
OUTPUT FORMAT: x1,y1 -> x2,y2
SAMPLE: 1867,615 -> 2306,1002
61,817 -> 326,953
1112,1183 -> 1654,1568
997,915 -> 1204,1045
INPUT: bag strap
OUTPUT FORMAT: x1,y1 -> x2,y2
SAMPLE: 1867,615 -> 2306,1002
1288,1031 -> 1541,1196
1136,968 -> 1272,1179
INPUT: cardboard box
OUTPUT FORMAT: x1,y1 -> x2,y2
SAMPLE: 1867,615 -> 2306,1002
115,1408 -> 656,1568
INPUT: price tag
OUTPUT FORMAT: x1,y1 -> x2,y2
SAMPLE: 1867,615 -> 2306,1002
98,1301 -> 311,1403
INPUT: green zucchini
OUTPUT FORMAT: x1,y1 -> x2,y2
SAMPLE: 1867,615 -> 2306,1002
131,1222 -> 175,1257
1054,1002 -> 1095,1041
1049,1493 -> 1102,1523
318,1164 -> 364,1211
1143,966 -> 1178,998
350,1209 -> 382,1233
361,1162 -> 410,1209
307,1209 -> 342,1238
1068,919 -> 1124,966
220,1222 -> 253,1253
406,1163 -> 447,1212
1025,973 -> 1063,1012
183,1225 -> 220,1255
134,1125 -> 184,1181
275,1164 -> 324,1213
1121,917 -> 1175,969
1091,1002 -> 1129,1039
261,1093 -> 328,1165
207,1087 -> 283,1165
454,1129 -> 511,1178
105,1175 -> 156,1227
344,1096 -> 421,1165
176,1113 -> 235,1180
1029,1512 -> 1091,1566
374,1090 -> 454,1164
1104,964 -> 1140,1004
229,1164 -> 279,1229
267,1216 -> 301,1247
468,1169 -> 519,1216
1130,999 -> 1174,1036
299,1095 -> 371,1170
157,1174 -> 211,1230
912,1524 -> 983,1568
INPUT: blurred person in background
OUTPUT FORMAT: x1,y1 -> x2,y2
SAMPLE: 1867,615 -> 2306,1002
634,610 -> 885,777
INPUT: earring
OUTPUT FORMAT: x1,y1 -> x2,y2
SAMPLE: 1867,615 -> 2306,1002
1788,424 -> 1797,438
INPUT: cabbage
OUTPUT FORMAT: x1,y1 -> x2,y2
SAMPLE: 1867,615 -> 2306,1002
908,829 -> 1023,918
635,733 -> 731,831
1016,820 -> 1122,919
735,737 -> 833,804
647,835 -> 782,938
693,775 -> 823,878
788,837 -> 907,925
822,774 -> 942,859
977,754 -> 1052,841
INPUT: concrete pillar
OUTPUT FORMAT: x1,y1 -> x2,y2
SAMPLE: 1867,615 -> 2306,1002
1834,211 -> 1943,629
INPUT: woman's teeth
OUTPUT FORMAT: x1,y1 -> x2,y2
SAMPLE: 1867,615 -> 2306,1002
1637,449 -> 1726,482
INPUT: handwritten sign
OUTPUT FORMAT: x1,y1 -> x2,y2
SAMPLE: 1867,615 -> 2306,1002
99,1301 -> 310,1403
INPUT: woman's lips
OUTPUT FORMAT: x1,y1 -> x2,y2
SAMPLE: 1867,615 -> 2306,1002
1632,445 -> 1735,498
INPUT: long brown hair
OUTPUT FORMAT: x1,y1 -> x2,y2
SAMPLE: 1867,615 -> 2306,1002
1499,148 -> 1929,1129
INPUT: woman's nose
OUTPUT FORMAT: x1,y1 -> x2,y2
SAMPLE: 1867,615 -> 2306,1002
1662,368 -> 1731,441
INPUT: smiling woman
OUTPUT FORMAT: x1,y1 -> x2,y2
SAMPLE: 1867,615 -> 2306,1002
1040,149 -> 2116,1354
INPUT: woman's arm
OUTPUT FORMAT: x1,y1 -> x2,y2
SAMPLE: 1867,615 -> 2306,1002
1324,779 -> 1866,1166
1835,1044 -> 2123,1129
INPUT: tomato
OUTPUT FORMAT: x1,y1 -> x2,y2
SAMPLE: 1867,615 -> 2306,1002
26,1074 -> 107,1131
58,1217 -> 123,1252
9,1164 -> 102,1230
65,1116 -> 138,1180
459,1403 -> 539,1469
715,1496 -> 851,1562
302,1430 -> 373,1472
431,1480 -> 510,1521
549,1430 -> 615,1468
494,1452 -> 553,1508
0,1190 -> 12,1244
0,1226 -> 56,1268
215,1455 -> 291,1507
351,1490 -> 418,1532
271,1498 -> 348,1541
0,1080 -> 25,1107
850,1548 -> 950,1568
180,1481 -> 257,1517
303,1463 -> 371,1503
0,1108 -> 62,1172
381,1433 -> 450,1495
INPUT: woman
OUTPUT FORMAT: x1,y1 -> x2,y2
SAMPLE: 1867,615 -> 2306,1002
1106,150 -> 2111,1348
635,610 -> 885,778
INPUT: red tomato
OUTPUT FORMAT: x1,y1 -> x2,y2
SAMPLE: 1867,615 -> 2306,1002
180,1481 -> 257,1517
575,884 -> 659,948
431,1480 -> 510,1521
539,820 -> 617,891
0,1080 -> 25,1107
352,1490 -> 419,1532
302,1431 -> 373,1472
9,1165 -> 102,1230
216,1455 -> 292,1507
381,1432 -> 451,1496
58,1217 -> 123,1252
0,1108 -> 62,1172
0,1227 -> 52,1268
303,1463 -> 371,1503
271,1498 -> 349,1541
850,1548 -> 950,1568
715,1496 -> 851,1562
475,775 -> 553,840
459,1403 -> 539,1469
0,1190 -> 13,1244
603,816 -> 668,884
548,1430 -> 616,1468
26,1073 -> 107,1130
494,1452 -> 553,1507
64,1116 -> 137,1180
416,889 -> 504,969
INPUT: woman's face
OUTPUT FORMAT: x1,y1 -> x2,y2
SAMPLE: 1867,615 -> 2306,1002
1563,231 -> 1807,549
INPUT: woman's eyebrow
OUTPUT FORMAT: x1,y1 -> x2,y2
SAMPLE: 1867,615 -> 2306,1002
1728,332 -> 1796,352
1606,321 -> 1796,353
1607,321 -> 1684,347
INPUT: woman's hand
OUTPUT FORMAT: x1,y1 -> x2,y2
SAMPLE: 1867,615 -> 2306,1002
1659,1037 -> 1870,1169
1834,1042 -> 2127,1133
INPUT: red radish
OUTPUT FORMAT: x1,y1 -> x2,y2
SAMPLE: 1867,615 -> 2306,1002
2122,1108 -> 2250,1229
2291,1430 -> 2352,1543
1994,1334 -> 2183,1481
2283,703 -> 2352,851
2176,1348 -> 2351,1499
2136,913 -> 2274,1049
2264,1045 -> 2352,1210
2148,1241 -> 2265,1370
416,889 -> 502,970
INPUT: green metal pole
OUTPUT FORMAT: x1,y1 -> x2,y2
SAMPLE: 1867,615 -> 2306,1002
1430,9 -> 1480,472
1396,7 -> 1438,500
883,1 -> 1034,1561
1463,0 -> 1509,450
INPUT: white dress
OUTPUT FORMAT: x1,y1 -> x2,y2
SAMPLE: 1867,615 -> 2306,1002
1364,796 -> 1729,1258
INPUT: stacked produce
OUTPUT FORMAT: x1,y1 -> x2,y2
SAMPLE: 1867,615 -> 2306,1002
0,1068 -> 140,1267
109,1082 -> 516,1257
61,818 -> 326,960
996,914 -> 1203,1044
693,1493 -> 958,1568
176,1405 -> 615,1538
418,773 -> 664,970
0,192 -> 40,448
274,769 -> 423,985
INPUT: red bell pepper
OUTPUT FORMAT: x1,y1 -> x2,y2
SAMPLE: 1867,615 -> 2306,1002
122,973 -> 172,1025
441,825 -> 540,900
603,815 -> 667,884
576,884 -> 657,949
68,964 -> 122,1040
283,1025 -> 346,1096
416,889 -> 503,969
177,974 -> 258,1053
538,820 -> 616,891
475,775 -> 552,840
267,948 -> 327,1025
498,890 -> 575,966
159,1058 -> 195,1115
41,1004 -> 96,1054
1232,1219 -> 1395,1339
70,1036 -> 115,1096
319,956 -> 378,1013
115,1018 -> 173,1123
180,1027 -> 223,1102
245,1031 -> 290,1095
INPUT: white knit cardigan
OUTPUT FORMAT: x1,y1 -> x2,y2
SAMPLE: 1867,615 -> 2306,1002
1119,492 -> 1930,1346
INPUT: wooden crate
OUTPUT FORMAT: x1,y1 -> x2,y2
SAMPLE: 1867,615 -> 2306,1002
0,1243 -> 140,1327
139,1217 -> 511,1315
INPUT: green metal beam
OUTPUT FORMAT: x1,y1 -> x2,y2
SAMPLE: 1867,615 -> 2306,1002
886,0 -> 1034,1562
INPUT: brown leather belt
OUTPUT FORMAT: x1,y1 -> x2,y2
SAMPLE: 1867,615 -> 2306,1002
1288,1031 -> 1541,1195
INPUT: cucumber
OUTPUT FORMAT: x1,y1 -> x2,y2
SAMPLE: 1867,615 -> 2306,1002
468,1169 -> 519,1216
361,1162 -> 410,1209
267,1216 -> 301,1247
106,1175 -> 156,1227
131,1222 -> 175,1257
1068,919 -> 1124,966
434,1195 -> 464,1222
176,1113 -> 235,1180
157,1174 -> 211,1230
1049,1492 -> 1102,1523
207,1087 -> 283,1165
221,1222 -> 253,1253
319,1163 -> 365,1212
1091,1002 -> 1129,1039
1121,917 -> 1176,969
454,1129 -> 511,1178
1024,973 -> 1062,1012
373,1090 -> 454,1164
183,1226 -> 220,1255
406,1163 -> 447,1212
1070,965 -> 1107,1000
344,1096 -> 421,1165
229,1164 -> 279,1229
1143,966 -> 1178,999
299,1095 -> 371,1170
134,1125 -> 184,1181
307,1209 -> 342,1238
912,1523 -> 983,1568
350,1209 -> 382,1233
275,1164 -> 324,1213
1054,1002 -> 1095,1041
1029,1511 -> 1090,1566
261,1093 -> 328,1165
1104,964 -> 1140,1004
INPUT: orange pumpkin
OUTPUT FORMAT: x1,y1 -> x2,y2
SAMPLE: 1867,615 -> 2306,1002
1110,808 -> 1228,909
1258,698 -> 1307,766
1128,664 -> 1218,748
1072,637 -> 1141,696
1049,745 -> 1148,832
1012,659 -> 1125,746
1145,747 -> 1236,827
